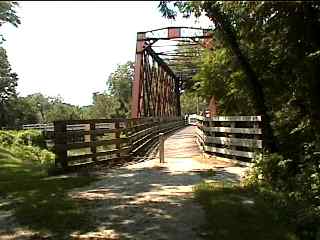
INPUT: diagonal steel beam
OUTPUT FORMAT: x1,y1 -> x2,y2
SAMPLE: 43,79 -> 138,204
145,46 -> 177,81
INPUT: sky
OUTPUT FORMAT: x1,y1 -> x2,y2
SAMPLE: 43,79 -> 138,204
2,1 -> 212,106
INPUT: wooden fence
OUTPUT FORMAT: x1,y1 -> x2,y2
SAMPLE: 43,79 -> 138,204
23,123 -> 54,131
54,117 -> 185,169
195,115 -> 262,159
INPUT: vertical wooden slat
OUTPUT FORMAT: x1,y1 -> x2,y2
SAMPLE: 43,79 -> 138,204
90,122 -> 96,161
127,119 -> 133,152
115,121 -> 121,157
54,121 -> 68,169
230,121 -> 237,160
51,117 -> 185,168
196,115 -> 263,159
84,124 -> 90,143
253,121 -> 260,149
159,133 -> 164,163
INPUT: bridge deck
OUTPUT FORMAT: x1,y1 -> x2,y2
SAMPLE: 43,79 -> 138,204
70,126 -> 247,239
134,126 -> 218,171
162,125 -> 202,158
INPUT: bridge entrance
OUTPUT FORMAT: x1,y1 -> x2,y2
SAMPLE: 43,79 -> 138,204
131,27 -> 215,118
28,27 -> 262,170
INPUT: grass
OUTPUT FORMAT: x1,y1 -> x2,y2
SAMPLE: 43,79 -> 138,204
193,181 -> 299,240
0,146 -> 97,239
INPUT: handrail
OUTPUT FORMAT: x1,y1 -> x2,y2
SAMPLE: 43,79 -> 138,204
53,117 -> 185,170
195,114 -> 262,160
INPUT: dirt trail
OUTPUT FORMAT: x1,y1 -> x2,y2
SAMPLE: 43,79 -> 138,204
70,126 -> 248,239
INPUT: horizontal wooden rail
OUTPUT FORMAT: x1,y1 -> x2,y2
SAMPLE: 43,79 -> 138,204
195,115 -> 262,160
200,136 -> 262,148
67,148 -> 130,162
200,126 -> 262,135
53,117 -> 185,170
196,115 -> 262,122
64,137 -> 129,150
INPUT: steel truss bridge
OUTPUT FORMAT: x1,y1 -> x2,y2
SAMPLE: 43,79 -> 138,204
131,27 -> 215,118
25,27 -> 238,171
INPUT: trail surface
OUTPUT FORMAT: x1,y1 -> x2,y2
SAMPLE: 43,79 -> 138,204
70,126 -> 248,239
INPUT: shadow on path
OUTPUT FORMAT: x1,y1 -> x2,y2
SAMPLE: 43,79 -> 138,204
69,159 -> 242,239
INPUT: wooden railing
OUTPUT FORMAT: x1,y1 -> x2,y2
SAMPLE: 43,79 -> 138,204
23,123 -> 54,131
195,115 -> 262,160
54,117 -> 185,169
23,123 -> 118,146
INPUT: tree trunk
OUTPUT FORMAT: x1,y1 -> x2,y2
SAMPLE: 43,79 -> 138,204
203,2 -> 279,152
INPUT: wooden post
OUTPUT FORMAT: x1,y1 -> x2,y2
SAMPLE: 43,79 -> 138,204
84,124 -> 90,143
126,119 -> 133,154
253,121 -> 260,152
90,122 -> 96,161
129,119 -> 134,148
54,121 -> 68,170
159,132 -> 164,163
230,121 -> 237,160
253,122 -> 260,140
115,121 -> 121,157
202,118 -> 208,150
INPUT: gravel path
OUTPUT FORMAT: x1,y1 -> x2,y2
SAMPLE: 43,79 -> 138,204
69,126 -> 248,239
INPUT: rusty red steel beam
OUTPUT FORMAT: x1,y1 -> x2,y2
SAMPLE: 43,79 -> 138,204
131,32 -> 145,119
131,27 -> 215,119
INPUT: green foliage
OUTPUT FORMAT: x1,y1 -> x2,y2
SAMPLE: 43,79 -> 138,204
0,1 -> 20,26
0,130 -> 15,145
15,130 -> 46,148
193,181 -> 298,240
22,93 -> 52,123
159,1 -> 320,238
88,92 -> 120,119
0,130 -> 54,166
0,128 -> 97,238
180,91 -> 206,115
0,2 -> 21,128
44,98 -> 83,122
10,144 -> 54,165
8,93 -> 85,126
0,1 -> 20,42
193,47 -> 255,115
245,148 -> 320,239
0,47 -> 17,101
0,149 -> 97,238
0,47 -> 19,128
107,61 -> 133,118
1,176 -> 96,238
0,129 -> 45,147
84,61 -> 133,119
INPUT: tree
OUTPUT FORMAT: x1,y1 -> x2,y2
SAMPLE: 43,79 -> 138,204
180,91 -> 207,115
0,1 -> 20,42
76,61 -> 134,120
15,93 -> 84,123
158,1 -> 279,152
0,1 -> 20,26
8,97 -> 38,126
159,2 -> 320,237
0,47 -> 18,128
88,92 -> 119,119
22,93 -> 51,123
0,1 -> 20,128
107,61 -> 133,118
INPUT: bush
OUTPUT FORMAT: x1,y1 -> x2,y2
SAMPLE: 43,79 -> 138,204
0,130 -> 55,169
0,131 -> 15,146
9,144 -> 54,164
245,142 -> 320,239
16,130 -> 47,148
0,130 -> 46,148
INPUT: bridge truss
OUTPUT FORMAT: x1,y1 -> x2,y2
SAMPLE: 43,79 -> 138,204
131,27 -> 214,118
